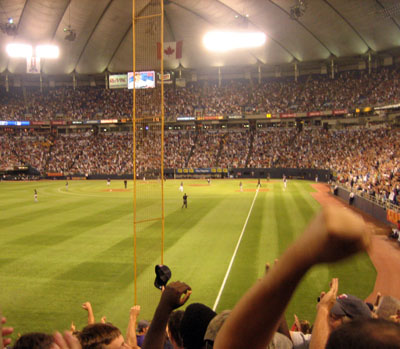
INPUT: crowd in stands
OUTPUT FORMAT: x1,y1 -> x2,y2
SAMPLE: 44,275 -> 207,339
2,65 -> 400,122
2,206 -> 400,348
2,125 -> 400,207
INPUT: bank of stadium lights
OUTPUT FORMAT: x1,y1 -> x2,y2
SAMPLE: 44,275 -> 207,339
6,44 -> 31,58
36,45 -> 59,58
290,0 -> 308,20
203,31 -> 266,52
6,44 -> 59,58
64,25 -> 76,41
0,17 -> 17,36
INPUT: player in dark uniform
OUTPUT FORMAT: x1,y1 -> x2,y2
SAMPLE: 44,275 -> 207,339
182,193 -> 188,208
34,189 -> 38,202
124,180 -> 127,189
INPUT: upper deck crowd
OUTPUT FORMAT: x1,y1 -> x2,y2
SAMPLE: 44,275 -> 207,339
1,65 -> 400,122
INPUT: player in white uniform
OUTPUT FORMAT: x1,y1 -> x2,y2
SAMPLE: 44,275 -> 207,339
283,175 -> 287,190
179,181 -> 184,192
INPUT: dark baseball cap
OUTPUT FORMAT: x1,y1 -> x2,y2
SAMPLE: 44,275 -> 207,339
331,294 -> 372,319
154,264 -> 171,289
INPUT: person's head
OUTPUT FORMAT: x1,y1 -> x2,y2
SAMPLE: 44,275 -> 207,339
300,320 -> 311,334
180,303 -> 217,349
13,332 -> 56,349
137,320 -> 150,335
167,310 -> 184,348
203,310 -> 231,349
77,323 -> 128,349
329,294 -> 372,331
326,318 -> 400,349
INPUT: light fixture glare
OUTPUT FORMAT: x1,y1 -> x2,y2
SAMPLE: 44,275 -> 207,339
36,45 -> 59,58
203,31 -> 266,52
6,44 -> 32,58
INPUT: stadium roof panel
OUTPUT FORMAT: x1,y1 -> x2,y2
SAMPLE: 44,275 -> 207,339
1,0 -> 400,74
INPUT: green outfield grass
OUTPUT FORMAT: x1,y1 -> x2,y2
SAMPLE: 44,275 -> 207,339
0,179 -> 376,339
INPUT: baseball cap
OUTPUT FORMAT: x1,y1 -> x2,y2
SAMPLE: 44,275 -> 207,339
137,320 -> 150,332
154,264 -> 171,289
204,310 -> 231,343
331,294 -> 372,319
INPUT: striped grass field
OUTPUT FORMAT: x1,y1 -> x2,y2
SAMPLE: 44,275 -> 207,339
0,179 -> 376,339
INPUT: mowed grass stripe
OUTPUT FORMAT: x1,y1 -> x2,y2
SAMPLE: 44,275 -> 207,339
214,180 -> 377,324
102,185 -> 256,322
1,185 -> 138,334
0,180 -> 377,339
214,189 -> 266,312
0,197 -> 99,230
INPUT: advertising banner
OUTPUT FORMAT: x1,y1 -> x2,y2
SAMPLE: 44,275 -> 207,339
387,209 -> 400,225
333,109 -> 348,115
31,121 -> 50,125
196,116 -> 224,121
0,121 -> 30,126
280,113 -> 297,118
176,116 -> 195,121
176,168 -> 228,174
307,111 -> 322,117
109,74 -> 128,89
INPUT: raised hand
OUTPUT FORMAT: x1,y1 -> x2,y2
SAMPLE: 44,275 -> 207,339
2,317 -> 14,348
54,331 -> 82,349
298,206 -> 371,265
159,281 -> 192,312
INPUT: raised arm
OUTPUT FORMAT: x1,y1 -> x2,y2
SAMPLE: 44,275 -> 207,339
309,278 -> 338,349
82,302 -> 95,325
126,305 -> 140,349
214,206 -> 371,349
142,281 -> 191,349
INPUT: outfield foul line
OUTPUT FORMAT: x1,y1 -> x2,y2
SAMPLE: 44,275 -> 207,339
212,186 -> 260,311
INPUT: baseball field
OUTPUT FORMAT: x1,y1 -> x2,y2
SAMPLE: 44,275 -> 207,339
0,179 -> 376,338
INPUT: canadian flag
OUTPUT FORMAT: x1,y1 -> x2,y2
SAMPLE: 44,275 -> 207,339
157,41 -> 183,60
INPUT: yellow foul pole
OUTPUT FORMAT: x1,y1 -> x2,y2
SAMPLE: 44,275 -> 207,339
132,0 -> 137,305
160,0 -> 165,265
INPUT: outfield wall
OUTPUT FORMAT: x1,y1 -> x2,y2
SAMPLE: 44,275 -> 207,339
41,168 -> 331,181
335,186 -> 389,225
229,168 -> 331,181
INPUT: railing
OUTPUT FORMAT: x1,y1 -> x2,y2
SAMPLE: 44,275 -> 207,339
335,182 -> 400,213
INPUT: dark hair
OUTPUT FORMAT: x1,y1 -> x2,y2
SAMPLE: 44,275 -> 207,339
77,323 -> 122,349
180,303 -> 216,349
168,310 -> 184,347
13,332 -> 54,349
326,318 -> 400,349
300,320 -> 311,334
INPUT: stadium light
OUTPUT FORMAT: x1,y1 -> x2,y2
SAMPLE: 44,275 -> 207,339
6,44 -> 32,58
36,45 -> 59,59
203,31 -> 266,52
